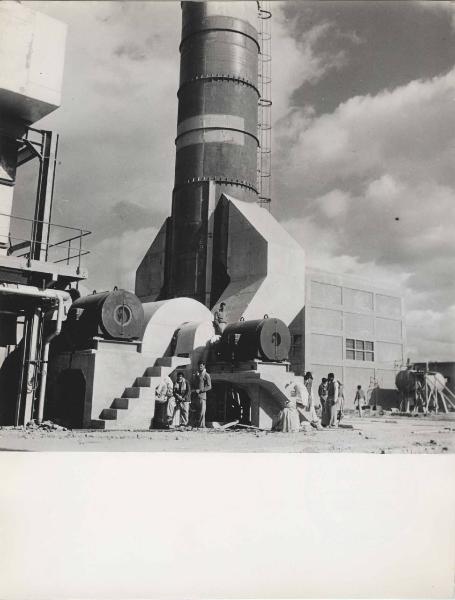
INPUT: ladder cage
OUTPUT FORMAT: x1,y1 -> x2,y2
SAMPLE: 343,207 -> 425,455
257,1 -> 272,210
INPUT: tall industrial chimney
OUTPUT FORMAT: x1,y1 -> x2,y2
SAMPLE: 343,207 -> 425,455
170,1 -> 259,299
175,2 -> 259,199
137,1 -> 260,304
136,2 -> 305,324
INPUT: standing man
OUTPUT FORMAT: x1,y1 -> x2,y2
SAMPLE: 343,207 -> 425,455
167,371 -> 191,427
304,372 -> 314,406
192,361 -> 212,428
327,372 -> 340,428
154,373 -> 174,429
213,302 -> 228,335
304,372 -> 322,429
354,384 -> 366,417
318,377 -> 328,415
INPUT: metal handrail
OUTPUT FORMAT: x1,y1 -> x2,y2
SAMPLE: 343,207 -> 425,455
2,212 -> 91,268
0,212 -> 90,234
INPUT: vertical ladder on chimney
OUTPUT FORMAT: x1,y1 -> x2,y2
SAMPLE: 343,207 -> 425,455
257,1 -> 272,211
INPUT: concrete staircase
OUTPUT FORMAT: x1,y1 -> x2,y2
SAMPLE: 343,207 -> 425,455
90,356 -> 191,430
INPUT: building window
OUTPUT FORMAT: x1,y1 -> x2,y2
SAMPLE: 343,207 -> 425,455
346,338 -> 374,361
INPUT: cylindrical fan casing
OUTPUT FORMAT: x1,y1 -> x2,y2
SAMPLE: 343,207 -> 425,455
70,289 -> 145,342
219,318 -> 291,362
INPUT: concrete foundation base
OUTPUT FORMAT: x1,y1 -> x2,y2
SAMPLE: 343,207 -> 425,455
47,341 -> 192,429
208,360 -> 299,430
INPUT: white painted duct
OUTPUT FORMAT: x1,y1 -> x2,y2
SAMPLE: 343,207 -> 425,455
141,298 -> 213,357
174,320 -> 216,368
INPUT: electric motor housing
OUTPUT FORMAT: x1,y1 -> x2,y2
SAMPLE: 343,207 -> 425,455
67,289 -> 145,345
217,318 -> 291,362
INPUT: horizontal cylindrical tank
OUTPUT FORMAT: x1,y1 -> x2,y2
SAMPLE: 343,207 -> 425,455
69,289 -> 144,342
218,318 -> 291,362
395,370 -> 420,394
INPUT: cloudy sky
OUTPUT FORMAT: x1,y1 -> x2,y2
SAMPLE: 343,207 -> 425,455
19,1 -> 455,361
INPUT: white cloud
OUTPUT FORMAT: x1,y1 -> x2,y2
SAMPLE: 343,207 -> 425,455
276,68 -> 455,196
406,306 -> 455,361
85,225 -> 159,293
276,67 -> 455,360
272,7 -> 352,123
25,1 -> 179,233
418,1 -> 455,30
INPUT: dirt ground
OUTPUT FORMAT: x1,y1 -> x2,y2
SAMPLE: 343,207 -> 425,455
0,412 -> 454,452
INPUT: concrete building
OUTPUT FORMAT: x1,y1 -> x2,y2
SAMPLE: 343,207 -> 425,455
289,268 -> 406,408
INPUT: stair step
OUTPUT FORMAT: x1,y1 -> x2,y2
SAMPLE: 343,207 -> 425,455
144,366 -> 175,378
112,397 -> 130,409
122,387 -> 154,399
155,356 -> 191,368
100,402 -> 155,421
134,376 -> 159,387
89,419 -> 107,429
100,408 -> 118,420
97,419 -> 154,431
144,366 -> 167,377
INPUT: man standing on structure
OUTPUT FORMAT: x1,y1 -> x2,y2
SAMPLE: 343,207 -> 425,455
192,361 -> 212,429
213,302 -> 228,335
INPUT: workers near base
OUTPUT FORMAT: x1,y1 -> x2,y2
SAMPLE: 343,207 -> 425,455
191,361 -> 212,428
354,384 -> 366,417
321,373 -> 343,428
213,302 -> 227,335
303,371 -> 323,430
277,377 -> 321,431
167,371 -> 191,428
273,381 -> 300,432
155,373 -> 174,428
318,377 -> 328,416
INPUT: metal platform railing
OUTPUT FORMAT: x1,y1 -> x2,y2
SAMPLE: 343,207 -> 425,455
1,212 -> 91,271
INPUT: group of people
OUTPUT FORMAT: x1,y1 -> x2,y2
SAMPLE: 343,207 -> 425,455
317,373 -> 345,427
276,372 -> 345,432
155,361 -> 212,429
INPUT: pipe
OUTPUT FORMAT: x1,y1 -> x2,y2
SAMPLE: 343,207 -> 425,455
37,294 -> 66,423
0,283 -> 70,423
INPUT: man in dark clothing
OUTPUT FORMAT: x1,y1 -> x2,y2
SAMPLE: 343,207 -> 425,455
354,384 -> 366,417
327,372 -> 340,428
192,361 -> 212,428
167,371 -> 191,427
318,377 -> 328,413
213,302 -> 227,335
